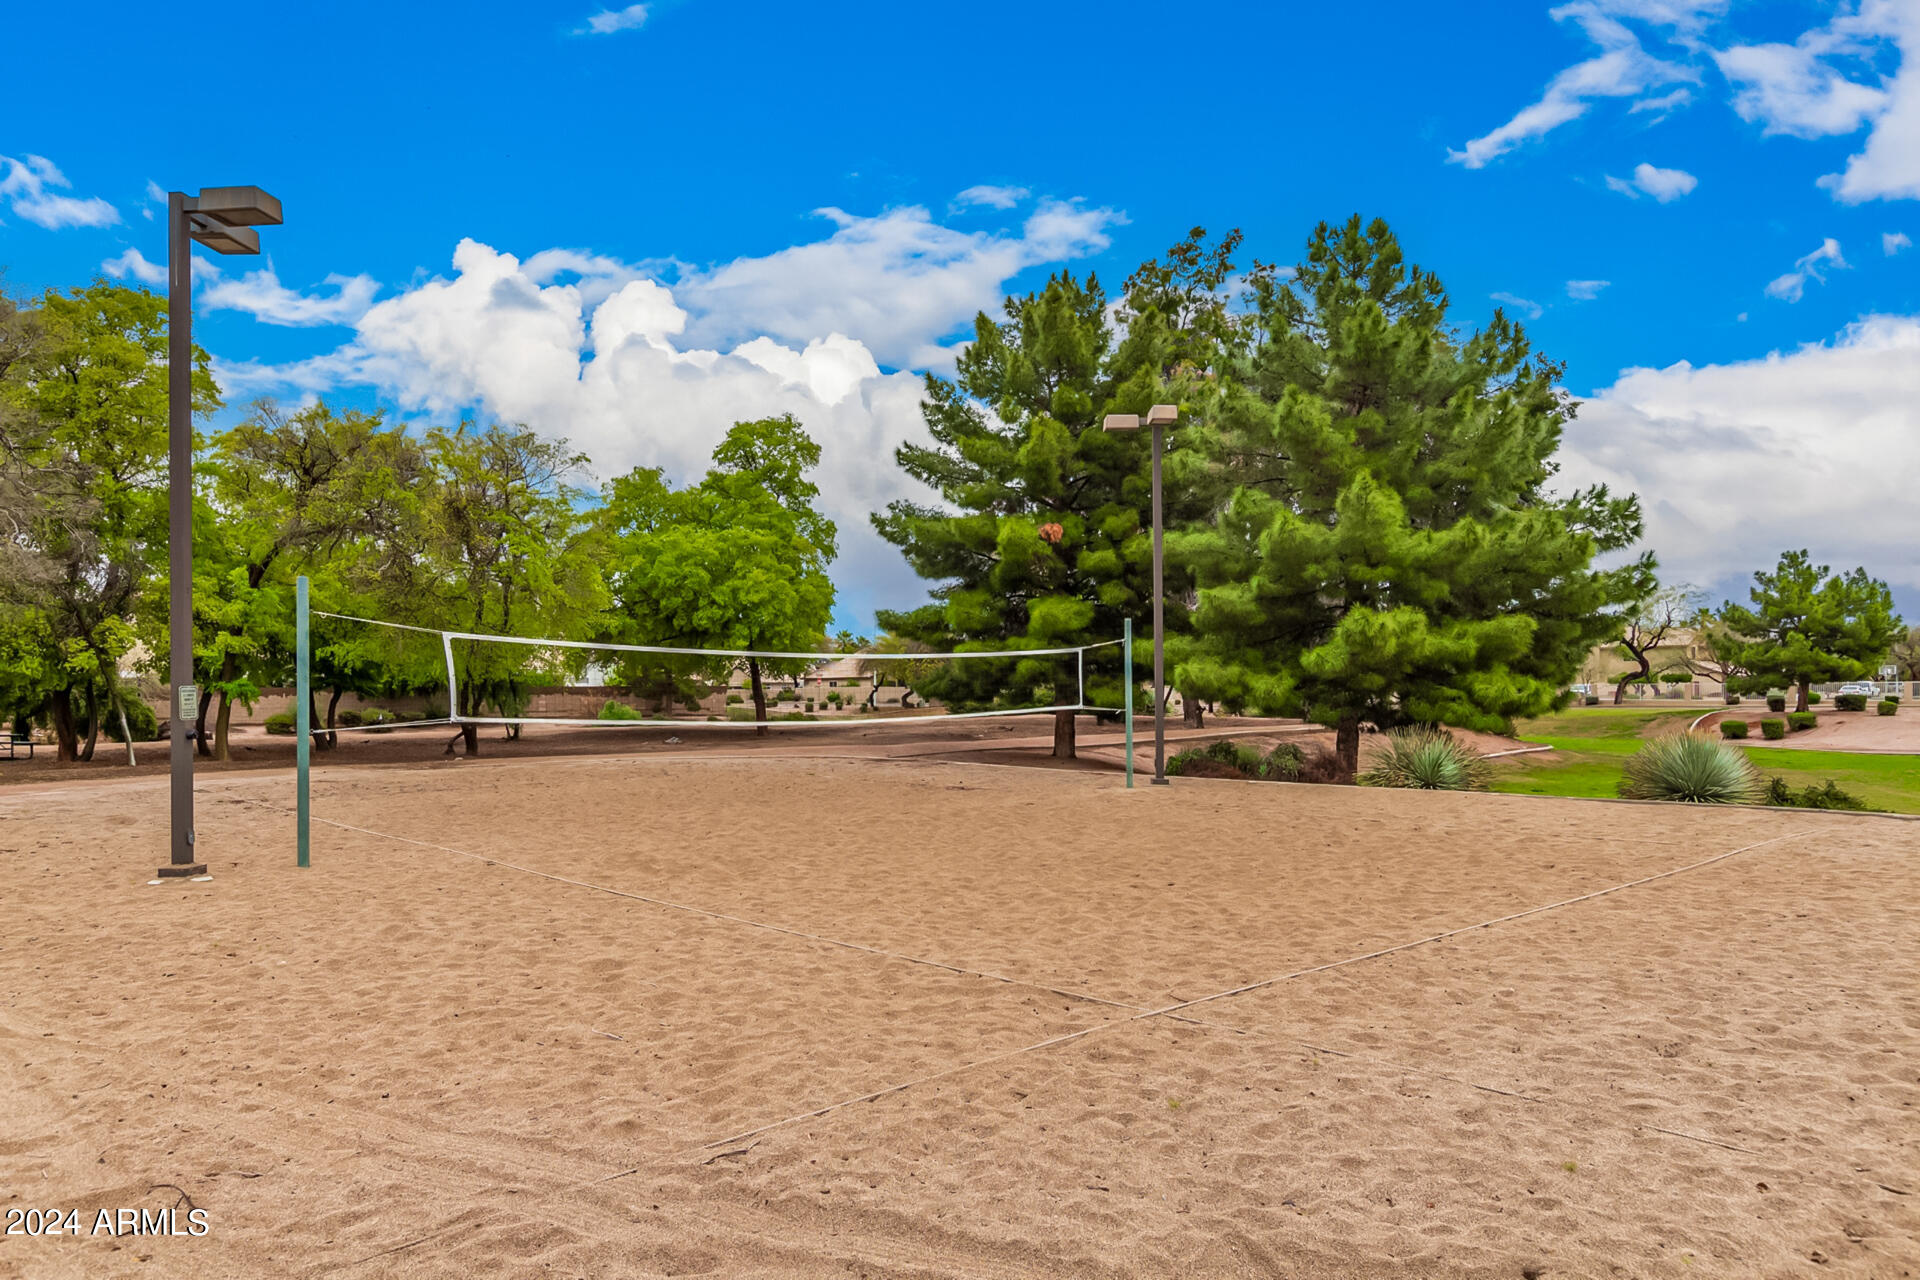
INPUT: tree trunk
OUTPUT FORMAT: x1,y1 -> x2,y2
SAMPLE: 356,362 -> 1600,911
212,689 -> 233,762
748,658 -> 768,737
50,688 -> 79,761
211,653 -> 237,761
1052,708 -> 1077,759
310,691 -> 335,752
1795,678 -> 1810,714
79,683 -> 100,762
325,687 -> 344,749
194,684 -> 213,757
1182,694 -> 1204,728
1334,715 -> 1362,783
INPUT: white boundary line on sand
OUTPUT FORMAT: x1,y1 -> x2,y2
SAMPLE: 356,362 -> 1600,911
298,798 -> 1813,1161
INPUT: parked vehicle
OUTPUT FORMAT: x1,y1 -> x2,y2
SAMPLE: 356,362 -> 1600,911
1836,682 -> 1881,697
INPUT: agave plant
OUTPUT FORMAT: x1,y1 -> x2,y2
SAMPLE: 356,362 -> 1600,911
1619,732 -> 1762,804
1358,726 -> 1493,791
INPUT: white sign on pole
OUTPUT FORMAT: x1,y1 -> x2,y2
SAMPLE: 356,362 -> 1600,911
177,684 -> 199,721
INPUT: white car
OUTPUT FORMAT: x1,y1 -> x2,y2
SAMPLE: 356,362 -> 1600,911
1836,682 -> 1882,697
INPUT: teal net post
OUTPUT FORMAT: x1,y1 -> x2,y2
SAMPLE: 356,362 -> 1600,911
1123,617 -> 1134,789
296,575 -> 310,868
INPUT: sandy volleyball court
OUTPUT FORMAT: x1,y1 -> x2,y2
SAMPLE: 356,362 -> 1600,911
2,753 -> 1917,1278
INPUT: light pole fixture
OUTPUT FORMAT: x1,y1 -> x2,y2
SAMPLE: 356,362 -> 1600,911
1103,403 -> 1178,785
160,185 -> 283,879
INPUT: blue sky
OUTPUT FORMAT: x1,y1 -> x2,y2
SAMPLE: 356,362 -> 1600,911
6,0 -> 1918,626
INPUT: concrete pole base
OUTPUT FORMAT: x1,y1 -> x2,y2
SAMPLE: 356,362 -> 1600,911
1150,777 -> 1171,786
155,863 -> 207,878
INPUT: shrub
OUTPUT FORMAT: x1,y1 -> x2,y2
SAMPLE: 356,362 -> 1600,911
335,708 -> 365,728
264,710 -> 296,736
726,707 -> 757,721
105,698 -> 161,743
1259,742 -> 1305,781
1880,699 -> 1899,716
1808,691 -> 1823,705
1583,695 -> 1600,706
1718,719 -> 1749,739
1358,726 -> 1492,791
726,693 -> 744,705
1723,694 -> 1743,705
1834,693 -> 1867,712
1766,695 -> 1787,713
1764,777 -> 1872,811
1618,733 -> 1762,804
1788,711 -> 1818,732
597,699 -> 642,721
1167,739 -> 1263,779
1760,718 -> 1786,740
776,689 -> 796,702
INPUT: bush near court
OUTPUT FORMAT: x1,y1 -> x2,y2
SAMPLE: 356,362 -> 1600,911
1491,707 -> 1920,813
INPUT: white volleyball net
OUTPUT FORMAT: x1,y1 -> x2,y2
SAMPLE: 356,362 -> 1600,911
305,610 -> 1128,731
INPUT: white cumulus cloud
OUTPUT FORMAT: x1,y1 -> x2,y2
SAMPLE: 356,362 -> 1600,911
0,153 -> 118,229
207,196 -> 1121,624
1764,237 -> 1847,302
577,3 -> 647,34
1887,231 -> 1913,254
102,247 -> 167,287
1566,278 -> 1611,300
953,185 -> 1030,210
1559,314 -> 1920,603
1491,291 -> 1545,319
672,199 -> 1117,368
1449,3 -> 1699,168
197,266 -> 381,327
1604,161 -> 1699,200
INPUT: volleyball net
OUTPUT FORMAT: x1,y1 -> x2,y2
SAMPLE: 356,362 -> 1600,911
299,609 -> 1131,731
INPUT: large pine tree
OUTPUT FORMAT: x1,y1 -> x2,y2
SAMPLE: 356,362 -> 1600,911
1170,217 -> 1649,776
872,258 -> 1222,756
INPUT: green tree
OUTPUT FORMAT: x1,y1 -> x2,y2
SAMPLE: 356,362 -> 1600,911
1170,216 -> 1649,778
872,254 -> 1225,756
1683,607 -> 1752,704
1721,550 -> 1903,712
187,400 -> 427,758
602,416 -> 836,734
0,282 -> 218,760
1610,585 -> 1700,704
355,422 -> 607,755
1892,625 -> 1920,682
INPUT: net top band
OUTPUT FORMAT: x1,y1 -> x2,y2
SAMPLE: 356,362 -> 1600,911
309,610 -> 1125,659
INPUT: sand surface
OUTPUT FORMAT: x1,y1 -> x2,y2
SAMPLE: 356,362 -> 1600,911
2,755 -> 1916,1278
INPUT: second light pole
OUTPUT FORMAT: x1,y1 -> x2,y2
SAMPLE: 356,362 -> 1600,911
1103,404 -> 1178,784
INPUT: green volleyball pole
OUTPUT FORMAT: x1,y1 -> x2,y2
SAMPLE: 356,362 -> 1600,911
296,575 -> 310,868
1123,617 -> 1134,789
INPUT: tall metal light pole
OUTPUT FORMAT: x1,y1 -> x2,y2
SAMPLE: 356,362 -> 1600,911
160,186 -> 284,879
1103,404 -> 1178,785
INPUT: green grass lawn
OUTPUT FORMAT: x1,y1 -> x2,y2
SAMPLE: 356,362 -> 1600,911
1490,706 -> 1920,813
